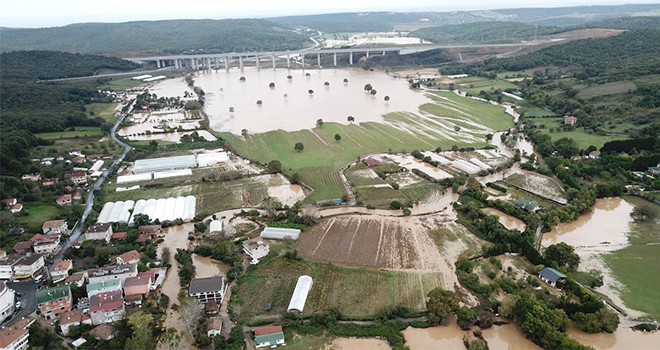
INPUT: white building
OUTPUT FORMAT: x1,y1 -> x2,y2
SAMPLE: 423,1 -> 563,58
287,275 -> 313,313
85,223 -> 113,243
0,282 -> 16,324
41,220 -> 68,235
209,220 -> 223,235
188,276 -> 227,304
0,318 -> 34,350
0,256 -> 20,280
242,239 -> 269,263
49,260 -> 73,283
32,236 -> 61,255
13,254 -> 44,280
87,264 -> 137,285
260,227 -> 301,240
89,291 -> 125,325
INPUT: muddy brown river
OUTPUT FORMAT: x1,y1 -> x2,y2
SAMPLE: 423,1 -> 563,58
150,68 -> 433,134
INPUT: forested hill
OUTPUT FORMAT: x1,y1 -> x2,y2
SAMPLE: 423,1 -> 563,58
441,29 -> 660,82
583,16 -> 660,30
0,51 -> 139,81
0,19 -> 309,55
410,22 -> 566,44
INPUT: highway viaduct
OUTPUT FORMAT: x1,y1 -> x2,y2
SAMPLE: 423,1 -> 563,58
125,43 -> 534,71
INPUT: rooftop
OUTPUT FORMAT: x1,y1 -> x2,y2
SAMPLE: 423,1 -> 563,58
539,267 -> 567,283
42,219 -> 66,229
50,260 -> 73,273
89,290 -> 123,313
87,263 -> 137,278
254,325 -> 283,336
59,309 -> 83,325
36,285 -> 71,304
0,318 -> 34,348
117,250 -> 141,263
189,276 -> 225,295
86,280 -> 122,293
86,223 -> 111,233
17,253 -> 43,266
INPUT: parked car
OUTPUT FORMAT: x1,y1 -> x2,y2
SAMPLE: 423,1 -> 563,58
15,301 -> 21,309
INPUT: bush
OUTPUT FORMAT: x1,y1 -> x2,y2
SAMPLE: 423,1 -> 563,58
390,200 -> 403,210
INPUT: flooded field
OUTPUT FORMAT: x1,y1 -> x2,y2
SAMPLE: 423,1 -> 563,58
568,326 -> 660,350
150,68 -> 433,134
329,337 -> 391,350
481,324 -> 542,350
402,319 -> 465,350
543,197 -> 634,251
482,208 -> 527,231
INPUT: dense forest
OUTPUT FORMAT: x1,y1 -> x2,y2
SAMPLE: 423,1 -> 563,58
496,3 -> 660,26
0,51 -> 138,81
583,16 -> 660,30
362,49 -> 453,68
411,22 -> 567,44
0,19 -> 310,54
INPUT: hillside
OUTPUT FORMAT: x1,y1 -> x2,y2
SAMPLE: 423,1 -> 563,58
0,19 -> 309,55
497,3 -> 660,26
584,16 -> 660,30
0,50 -> 138,81
410,22 -> 567,44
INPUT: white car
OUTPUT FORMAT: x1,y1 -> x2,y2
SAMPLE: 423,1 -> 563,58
15,301 -> 21,309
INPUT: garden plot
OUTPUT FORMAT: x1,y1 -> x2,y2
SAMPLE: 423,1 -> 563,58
505,172 -> 567,204
345,164 -> 388,187
255,174 -> 307,206
372,153 -> 453,180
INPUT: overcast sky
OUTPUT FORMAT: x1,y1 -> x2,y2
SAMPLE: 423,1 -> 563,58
1,0 -> 658,28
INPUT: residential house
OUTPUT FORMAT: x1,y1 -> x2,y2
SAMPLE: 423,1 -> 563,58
206,317 -> 222,337
243,239 -> 270,263
12,241 -> 32,255
36,285 -> 73,320
538,267 -> 567,288
41,178 -> 58,186
67,172 -> 88,185
188,276 -> 227,304
588,151 -> 601,159
88,324 -> 116,340
116,250 -> 141,265
1,199 -> 17,209
68,150 -> 83,157
59,309 -> 92,336
87,263 -> 137,285
13,254 -> 44,280
85,223 -> 113,243
123,272 -> 152,305
42,220 -> 68,235
56,194 -> 73,206
73,190 -> 83,201
254,325 -> 286,349
8,204 -> 23,214
563,115 -> 577,126
64,273 -> 86,287
89,290 -> 125,325
362,157 -> 380,167
32,235 -> 61,255
137,225 -> 163,238
86,280 -> 122,298
71,156 -> 87,164
0,256 -> 21,280
111,232 -> 127,241
21,174 -> 41,182
647,163 -> 660,176
49,260 -> 73,282
514,199 -> 541,212
0,317 -> 35,350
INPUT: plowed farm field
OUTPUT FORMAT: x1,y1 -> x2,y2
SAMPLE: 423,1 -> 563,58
296,214 -> 454,271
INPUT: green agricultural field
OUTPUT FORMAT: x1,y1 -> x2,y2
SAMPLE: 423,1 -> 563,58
355,186 -> 408,209
451,76 -> 519,95
100,76 -> 147,90
35,127 -> 104,140
222,91 -> 512,202
531,118 -> 628,149
577,81 -> 636,99
85,103 -> 118,123
603,197 -> 660,320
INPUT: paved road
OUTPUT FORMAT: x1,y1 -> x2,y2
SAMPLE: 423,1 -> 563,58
2,280 -> 38,326
53,101 -> 134,264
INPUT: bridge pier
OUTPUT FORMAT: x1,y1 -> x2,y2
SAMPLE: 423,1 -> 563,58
286,54 -> 290,69
156,60 -> 161,68
206,57 -> 211,70
349,52 -> 353,65
239,56 -> 244,71
366,51 -> 370,58
256,55 -> 260,70
214,57 -> 219,70
224,57 -> 229,71
317,53 -> 321,68
301,54 -> 305,68
382,50 -> 386,55
271,55 -> 276,69
174,59 -> 180,69
333,52 -> 337,67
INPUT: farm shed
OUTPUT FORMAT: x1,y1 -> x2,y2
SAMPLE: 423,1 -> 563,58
538,267 -> 566,288
133,155 -> 197,174
287,275 -> 313,313
197,151 -> 229,167
261,227 -> 301,240
254,325 -> 285,348
89,160 -> 104,173
209,220 -> 223,234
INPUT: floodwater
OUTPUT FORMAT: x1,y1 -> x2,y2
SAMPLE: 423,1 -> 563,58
481,324 -> 542,350
192,254 -> 229,278
482,208 -> 527,231
568,326 -> 660,350
125,130 -> 217,142
402,318 -> 466,350
542,197 -> 634,251
330,338 -> 391,350
150,68 -> 433,134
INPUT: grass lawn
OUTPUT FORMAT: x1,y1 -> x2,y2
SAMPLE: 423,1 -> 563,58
100,76 -> 147,90
602,197 -> 660,320
85,103 -> 119,123
285,334 -> 334,350
577,81 -> 636,99
15,202 -> 63,231
223,91 -> 512,203
530,118 -> 628,149
35,127 -> 104,140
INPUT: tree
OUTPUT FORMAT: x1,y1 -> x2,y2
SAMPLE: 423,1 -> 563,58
148,140 -> 158,151
364,83 -> 373,91
334,134 -> 341,142
426,288 -> 459,325
239,76 -> 246,82
287,75 -> 293,80
132,213 -> 151,226
370,89 -> 377,95
158,328 -> 185,350
179,296 -> 203,337
390,200 -> 402,210
308,89 -> 314,95
457,307 -> 478,330
229,106 -> 234,112
587,269 -> 604,288
125,312 -> 154,350
256,100 -> 263,105
294,142 -> 304,152
261,196 -> 280,218
267,160 -> 282,173
347,116 -> 354,122
631,205 -> 655,222
384,96 -> 390,101
269,82 -> 275,88
343,78 -> 349,83
324,81 -> 330,86
544,242 -> 580,272
316,119 -> 324,128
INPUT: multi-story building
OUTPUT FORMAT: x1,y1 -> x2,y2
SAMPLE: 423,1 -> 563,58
32,236 -> 60,255
0,318 -> 34,350
59,309 -> 92,336
0,256 -> 21,280
12,254 -> 44,280
41,220 -> 68,235
87,263 -> 137,285
115,250 -> 141,265
86,280 -> 122,298
85,223 -> 113,243
55,194 -> 72,206
0,282 -> 16,324
36,285 -> 72,320
89,291 -> 125,325
49,260 -> 73,283
188,276 -> 227,304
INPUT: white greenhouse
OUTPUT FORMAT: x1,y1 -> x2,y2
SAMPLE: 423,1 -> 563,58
209,220 -> 223,234
97,202 -> 114,223
117,173 -> 153,184
183,196 -> 196,222
133,155 -> 197,174
287,275 -> 313,313
261,227 -> 301,240
469,158 -> 491,170
197,152 -> 229,167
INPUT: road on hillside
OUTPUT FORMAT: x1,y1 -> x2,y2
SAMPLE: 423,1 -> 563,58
53,102 -> 134,265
